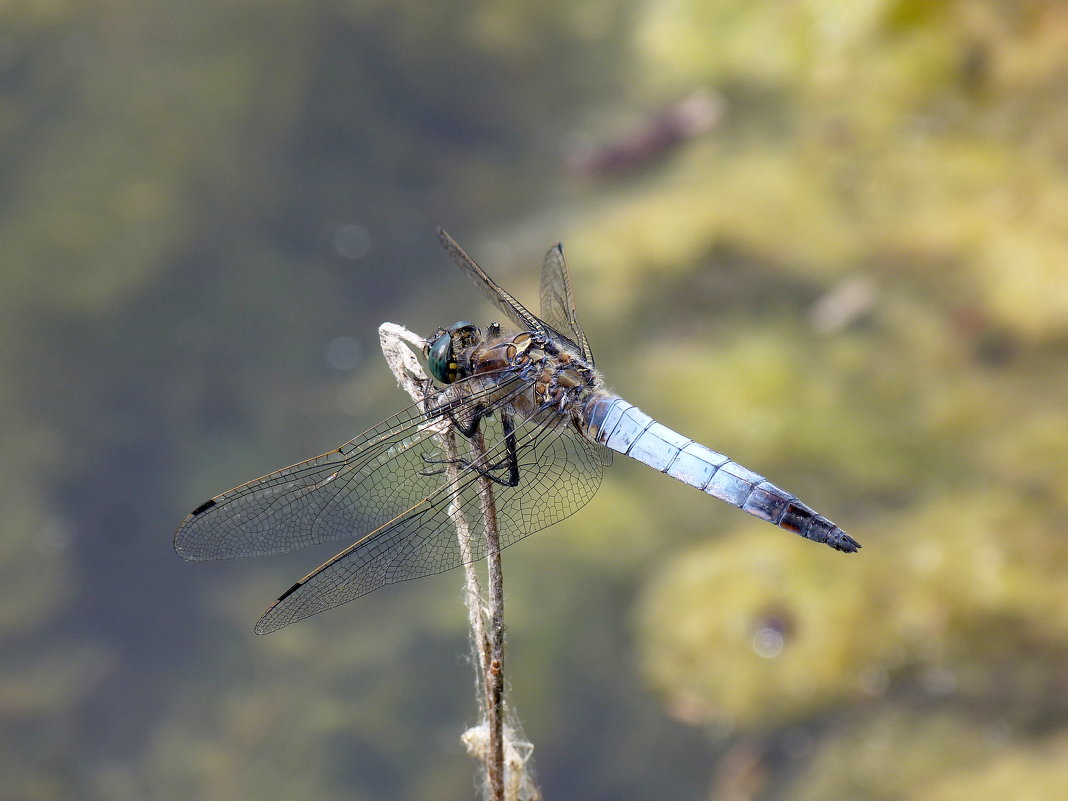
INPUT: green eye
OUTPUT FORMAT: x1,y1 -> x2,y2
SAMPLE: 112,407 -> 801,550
427,322 -> 480,384
427,331 -> 456,384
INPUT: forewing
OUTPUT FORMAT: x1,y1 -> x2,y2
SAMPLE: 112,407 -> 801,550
539,243 -> 593,363
255,394 -> 613,633
173,374 -> 526,562
437,228 -> 581,355
437,228 -> 541,332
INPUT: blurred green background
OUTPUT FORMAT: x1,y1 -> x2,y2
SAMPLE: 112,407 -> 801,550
4,1 -> 1068,799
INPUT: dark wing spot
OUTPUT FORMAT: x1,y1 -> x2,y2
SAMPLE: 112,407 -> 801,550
275,580 -> 303,603
191,499 -> 217,516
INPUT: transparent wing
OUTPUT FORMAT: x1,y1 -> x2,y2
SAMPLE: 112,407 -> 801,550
174,372 -> 529,561
539,242 -> 593,364
254,395 -> 613,633
437,228 -> 583,354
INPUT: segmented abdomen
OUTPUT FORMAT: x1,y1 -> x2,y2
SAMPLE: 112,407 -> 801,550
582,396 -> 859,553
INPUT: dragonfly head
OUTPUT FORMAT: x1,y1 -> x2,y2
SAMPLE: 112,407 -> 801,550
425,321 -> 481,384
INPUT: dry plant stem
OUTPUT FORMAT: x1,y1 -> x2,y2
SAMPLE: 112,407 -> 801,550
378,323 -> 507,801
448,428 -> 504,801
472,426 -> 506,801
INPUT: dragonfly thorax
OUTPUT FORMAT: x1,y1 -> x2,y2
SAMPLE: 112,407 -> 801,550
465,330 -> 603,424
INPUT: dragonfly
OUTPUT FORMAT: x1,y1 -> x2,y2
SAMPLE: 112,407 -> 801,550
175,229 -> 859,634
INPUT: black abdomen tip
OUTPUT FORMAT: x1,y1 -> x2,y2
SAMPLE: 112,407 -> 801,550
829,529 -> 861,553
780,501 -> 860,553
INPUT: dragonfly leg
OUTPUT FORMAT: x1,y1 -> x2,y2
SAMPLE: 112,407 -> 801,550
443,402 -> 491,439
417,448 -> 513,478
468,412 -> 521,486
417,454 -> 448,478
423,397 -> 492,439
417,412 -> 521,487
418,403 -> 493,477
490,412 -> 520,487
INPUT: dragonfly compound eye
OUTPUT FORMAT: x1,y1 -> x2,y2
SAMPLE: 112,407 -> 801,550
427,322 -> 479,384
427,330 -> 458,384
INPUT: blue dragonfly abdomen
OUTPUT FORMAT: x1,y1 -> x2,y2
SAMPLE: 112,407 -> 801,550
582,396 -> 859,553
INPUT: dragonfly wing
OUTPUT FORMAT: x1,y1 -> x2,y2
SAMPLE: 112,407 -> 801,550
254,490 -> 450,633
173,373 -> 528,561
437,228 -> 581,353
437,228 -> 541,332
539,243 -> 593,364
255,395 -> 613,633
